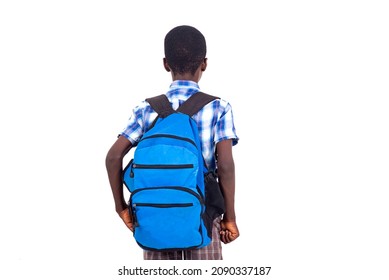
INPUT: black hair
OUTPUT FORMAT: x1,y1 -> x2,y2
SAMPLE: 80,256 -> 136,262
164,25 -> 206,75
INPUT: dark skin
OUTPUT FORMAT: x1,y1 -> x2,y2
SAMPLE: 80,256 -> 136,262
105,58 -> 239,244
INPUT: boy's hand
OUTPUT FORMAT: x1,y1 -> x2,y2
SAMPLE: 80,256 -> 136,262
220,220 -> 240,244
119,209 -> 134,232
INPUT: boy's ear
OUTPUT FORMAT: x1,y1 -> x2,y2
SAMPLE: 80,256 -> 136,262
201,58 -> 208,71
163,58 -> 171,72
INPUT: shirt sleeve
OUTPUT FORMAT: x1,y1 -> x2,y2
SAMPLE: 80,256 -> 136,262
119,103 -> 146,144
214,101 -> 239,146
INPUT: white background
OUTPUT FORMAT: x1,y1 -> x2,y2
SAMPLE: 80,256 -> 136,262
1,1 -> 388,279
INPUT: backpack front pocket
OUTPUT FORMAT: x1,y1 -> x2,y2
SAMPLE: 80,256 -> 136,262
130,187 -> 204,251
131,162 -> 198,190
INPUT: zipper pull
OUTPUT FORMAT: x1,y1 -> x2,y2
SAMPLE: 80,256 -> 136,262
132,204 -> 139,227
130,163 -> 136,178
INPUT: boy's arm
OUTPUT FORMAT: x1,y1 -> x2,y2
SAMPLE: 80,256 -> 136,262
105,135 -> 134,231
216,139 -> 240,243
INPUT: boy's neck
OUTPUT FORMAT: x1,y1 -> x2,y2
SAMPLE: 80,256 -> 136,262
171,68 -> 203,83
172,74 -> 199,83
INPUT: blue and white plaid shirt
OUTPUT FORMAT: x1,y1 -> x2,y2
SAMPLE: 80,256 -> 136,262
120,80 -> 239,170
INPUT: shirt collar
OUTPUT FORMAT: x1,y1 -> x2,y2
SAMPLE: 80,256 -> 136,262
169,80 -> 200,90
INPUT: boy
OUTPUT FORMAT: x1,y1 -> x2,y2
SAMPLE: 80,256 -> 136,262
105,25 -> 239,260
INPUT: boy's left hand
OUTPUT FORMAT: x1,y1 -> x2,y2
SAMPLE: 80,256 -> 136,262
220,220 -> 240,244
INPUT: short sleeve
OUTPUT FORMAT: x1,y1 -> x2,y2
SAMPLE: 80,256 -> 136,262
119,103 -> 147,144
213,102 -> 239,146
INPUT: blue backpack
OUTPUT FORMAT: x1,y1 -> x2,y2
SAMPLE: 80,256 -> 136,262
123,92 -> 225,251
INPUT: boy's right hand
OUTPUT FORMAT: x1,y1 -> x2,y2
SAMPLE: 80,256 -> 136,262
119,209 -> 134,232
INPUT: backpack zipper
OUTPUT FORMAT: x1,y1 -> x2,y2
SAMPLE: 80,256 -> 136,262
131,186 -> 203,203
133,202 -> 193,208
141,133 -> 197,147
130,163 -> 194,178
132,163 -> 194,169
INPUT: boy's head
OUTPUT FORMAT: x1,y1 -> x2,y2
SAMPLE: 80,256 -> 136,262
164,25 -> 207,75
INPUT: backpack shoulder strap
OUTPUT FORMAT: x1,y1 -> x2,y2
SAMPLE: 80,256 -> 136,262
145,94 -> 175,118
177,91 -> 219,116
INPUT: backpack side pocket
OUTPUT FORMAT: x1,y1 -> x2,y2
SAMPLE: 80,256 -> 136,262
203,171 -> 226,238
